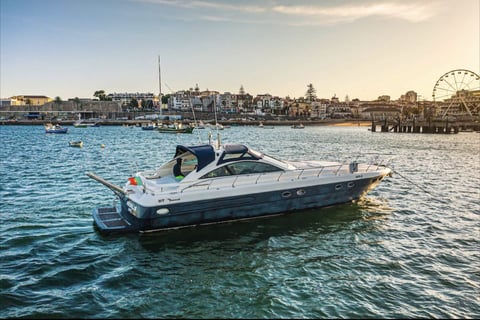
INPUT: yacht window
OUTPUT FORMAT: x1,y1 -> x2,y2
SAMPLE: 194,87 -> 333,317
227,161 -> 281,175
201,166 -> 232,179
200,161 -> 282,179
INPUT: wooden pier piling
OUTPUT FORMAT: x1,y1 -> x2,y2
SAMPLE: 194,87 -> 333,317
370,119 -> 479,134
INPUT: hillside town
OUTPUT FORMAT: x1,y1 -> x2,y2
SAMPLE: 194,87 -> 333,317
1,82 -> 479,123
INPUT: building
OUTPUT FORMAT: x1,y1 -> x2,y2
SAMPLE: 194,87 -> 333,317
400,91 -> 417,104
107,92 -> 156,106
8,95 -> 52,106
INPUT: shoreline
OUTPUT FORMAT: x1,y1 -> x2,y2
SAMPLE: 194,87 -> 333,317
0,119 -> 373,127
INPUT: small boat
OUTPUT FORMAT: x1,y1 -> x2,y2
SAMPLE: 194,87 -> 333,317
195,121 -> 206,129
141,122 -> 157,130
259,122 -> 274,129
69,141 -> 83,148
157,123 -> 194,134
87,139 -> 392,234
205,122 -> 224,130
291,123 -> 305,129
74,120 -> 100,128
45,123 -> 68,134
73,120 -> 88,128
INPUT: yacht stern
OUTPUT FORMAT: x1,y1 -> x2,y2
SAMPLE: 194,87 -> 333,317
92,206 -> 137,234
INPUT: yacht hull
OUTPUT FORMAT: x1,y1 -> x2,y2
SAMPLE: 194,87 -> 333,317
92,174 -> 386,234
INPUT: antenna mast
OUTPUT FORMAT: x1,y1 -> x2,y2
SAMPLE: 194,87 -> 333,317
158,55 -> 162,116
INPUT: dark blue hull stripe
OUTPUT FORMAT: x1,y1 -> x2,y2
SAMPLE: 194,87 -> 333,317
93,176 -> 384,233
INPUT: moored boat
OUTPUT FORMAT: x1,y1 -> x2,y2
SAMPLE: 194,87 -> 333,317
291,123 -> 305,129
74,120 -> 100,128
73,120 -> 88,128
45,123 -> 68,134
141,122 -> 158,130
157,123 -> 194,134
259,122 -> 274,129
69,141 -> 83,148
87,139 -> 392,234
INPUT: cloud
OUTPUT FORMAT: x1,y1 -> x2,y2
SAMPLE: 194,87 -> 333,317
273,2 -> 440,24
136,0 -> 443,25
139,0 -> 266,13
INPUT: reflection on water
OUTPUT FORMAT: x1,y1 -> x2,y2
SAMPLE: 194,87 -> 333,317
136,202 -> 369,250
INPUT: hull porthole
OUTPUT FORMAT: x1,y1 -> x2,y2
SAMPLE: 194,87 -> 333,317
282,191 -> 292,198
335,184 -> 342,191
296,189 -> 306,196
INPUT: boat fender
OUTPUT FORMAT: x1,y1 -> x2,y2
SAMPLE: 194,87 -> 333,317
156,208 -> 169,215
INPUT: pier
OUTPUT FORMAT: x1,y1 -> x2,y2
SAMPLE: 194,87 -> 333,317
370,118 -> 479,134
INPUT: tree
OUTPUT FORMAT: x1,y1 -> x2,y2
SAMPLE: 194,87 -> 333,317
129,98 -> 138,110
141,99 -> 147,109
54,96 -> 63,106
93,90 -> 107,101
145,100 -> 154,110
162,94 -> 170,105
73,97 -> 81,110
305,84 -> 317,102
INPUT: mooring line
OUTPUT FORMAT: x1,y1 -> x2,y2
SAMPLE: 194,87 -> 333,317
392,169 -> 437,197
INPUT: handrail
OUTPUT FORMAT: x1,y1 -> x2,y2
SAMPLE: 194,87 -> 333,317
316,167 -> 325,177
179,162 -> 389,193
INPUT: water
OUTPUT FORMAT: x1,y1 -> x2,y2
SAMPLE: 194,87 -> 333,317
1,124 -> 479,318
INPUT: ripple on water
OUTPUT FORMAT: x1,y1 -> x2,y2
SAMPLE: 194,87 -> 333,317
0,125 -> 479,318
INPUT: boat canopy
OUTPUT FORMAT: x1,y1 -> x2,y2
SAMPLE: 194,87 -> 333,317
217,144 -> 262,165
175,144 -> 215,171
223,144 -> 249,154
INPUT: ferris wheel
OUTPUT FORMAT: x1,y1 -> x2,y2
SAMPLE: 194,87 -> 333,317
432,69 -> 480,118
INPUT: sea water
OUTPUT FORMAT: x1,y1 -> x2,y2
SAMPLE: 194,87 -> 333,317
0,124 -> 479,318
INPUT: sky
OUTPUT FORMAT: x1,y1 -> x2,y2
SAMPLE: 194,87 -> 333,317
1,0 -> 479,101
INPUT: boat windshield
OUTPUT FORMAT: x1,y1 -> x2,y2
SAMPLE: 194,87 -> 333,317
155,151 -> 198,177
172,152 -> 197,175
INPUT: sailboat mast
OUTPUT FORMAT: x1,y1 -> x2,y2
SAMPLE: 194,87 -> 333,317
158,55 -> 162,116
